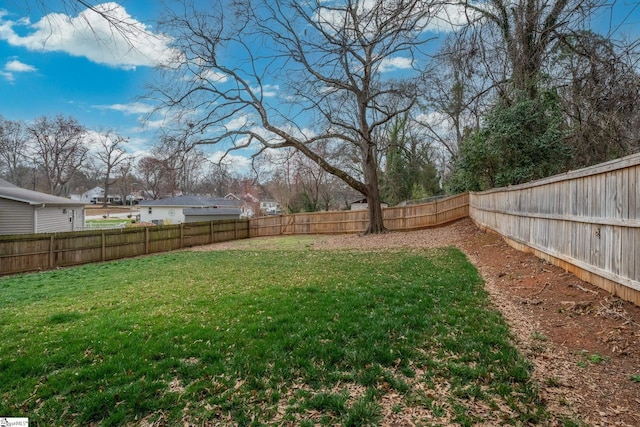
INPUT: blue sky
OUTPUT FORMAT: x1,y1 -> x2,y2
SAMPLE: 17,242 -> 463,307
0,1 -> 170,159
0,1 -> 638,171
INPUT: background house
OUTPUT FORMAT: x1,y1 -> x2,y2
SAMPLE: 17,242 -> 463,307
138,195 -> 243,225
260,199 -> 281,215
81,187 -> 130,205
81,187 -> 104,204
225,192 -> 259,218
350,198 -> 389,211
0,178 -> 86,235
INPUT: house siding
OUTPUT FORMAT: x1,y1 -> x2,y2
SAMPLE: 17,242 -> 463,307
36,206 -> 84,233
0,198 -> 34,234
139,206 -> 185,224
184,214 -> 240,222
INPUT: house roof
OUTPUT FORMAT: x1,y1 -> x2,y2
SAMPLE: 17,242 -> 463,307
183,207 -> 242,216
139,195 -> 242,208
0,179 -> 86,206
351,198 -> 389,205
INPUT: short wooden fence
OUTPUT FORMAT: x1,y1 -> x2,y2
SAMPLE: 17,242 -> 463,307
249,193 -> 470,237
0,219 -> 249,276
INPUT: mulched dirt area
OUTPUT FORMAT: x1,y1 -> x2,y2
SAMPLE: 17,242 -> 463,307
199,218 -> 640,426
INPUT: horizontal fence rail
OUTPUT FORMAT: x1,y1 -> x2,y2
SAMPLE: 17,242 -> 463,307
248,193 -> 470,237
0,219 -> 249,276
470,152 -> 640,305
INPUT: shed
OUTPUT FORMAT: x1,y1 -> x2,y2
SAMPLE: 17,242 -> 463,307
0,178 -> 86,235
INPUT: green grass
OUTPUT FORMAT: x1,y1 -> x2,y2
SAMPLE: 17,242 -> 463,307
0,245 -> 547,426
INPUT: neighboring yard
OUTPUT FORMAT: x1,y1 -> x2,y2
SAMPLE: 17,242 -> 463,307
3,244 -> 544,426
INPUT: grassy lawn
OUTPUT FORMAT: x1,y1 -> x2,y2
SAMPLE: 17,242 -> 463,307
0,245 -> 546,426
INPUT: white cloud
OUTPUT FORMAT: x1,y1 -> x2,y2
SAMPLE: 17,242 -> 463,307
313,1 -> 478,36
427,3 -> 479,33
415,111 -> 451,136
0,71 -> 14,82
209,151 -> 252,174
0,3 -> 177,70
1,59 -> 37,82
95,101 -> 155,115
250,84 -> 280,98
379,56 -> 413,72
193,69 -> 228,83
5,59 -> 36,72
223,115 -> 251,131
125,136 -> 153,158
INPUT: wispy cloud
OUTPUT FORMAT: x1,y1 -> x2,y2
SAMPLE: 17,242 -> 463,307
379,56 -> 413,73
0,3 -> 177,70
209,151 -> 252,173
95,101 -> 155,115
250,84 -> 280,98
1,59 -> 37,82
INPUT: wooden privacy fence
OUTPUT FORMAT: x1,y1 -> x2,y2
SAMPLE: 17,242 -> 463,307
248,193 -> 470,237
0,219 -> 249,276
470,152 -> 640,305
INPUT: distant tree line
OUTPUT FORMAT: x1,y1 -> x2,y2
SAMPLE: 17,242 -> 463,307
0,114 -> 262,204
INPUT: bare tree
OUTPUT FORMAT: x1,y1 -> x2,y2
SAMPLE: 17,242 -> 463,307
0,117 -> 29,185
136,155 -> 177,199
112,159 -> 137,206
153,0 -> 439,234
27,115 -> 88,196
460,0 -> 608,101
418,32 -> 489,164
89,130 -> 132,207
549,31 -> 640,167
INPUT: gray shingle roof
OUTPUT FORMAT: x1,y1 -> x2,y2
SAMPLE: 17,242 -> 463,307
139,195 -> 242,207
0,179 -> 85,206
183,207 -> 242,216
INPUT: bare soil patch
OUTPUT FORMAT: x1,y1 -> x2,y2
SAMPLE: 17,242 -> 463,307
195,218 -> 640,425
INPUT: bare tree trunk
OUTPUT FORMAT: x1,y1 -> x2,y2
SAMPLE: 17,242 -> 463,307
362,146 -> 386,234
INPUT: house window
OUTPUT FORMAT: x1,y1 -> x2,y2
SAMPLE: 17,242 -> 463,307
148,207 -> 152,214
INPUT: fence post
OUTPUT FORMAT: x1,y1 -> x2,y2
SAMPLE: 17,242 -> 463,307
49,234 -> 55,269
145,227 -> 149,254
101,232 -> 106,262
234,220 -> 238,240
402,206 -> 407,230
210,221 -> 214,243
180,223 -> 184,249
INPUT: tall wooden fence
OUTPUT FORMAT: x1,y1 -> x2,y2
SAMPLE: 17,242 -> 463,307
0,219 -> 249,276
470,152 -> 640,305
249,193 -> 469,237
